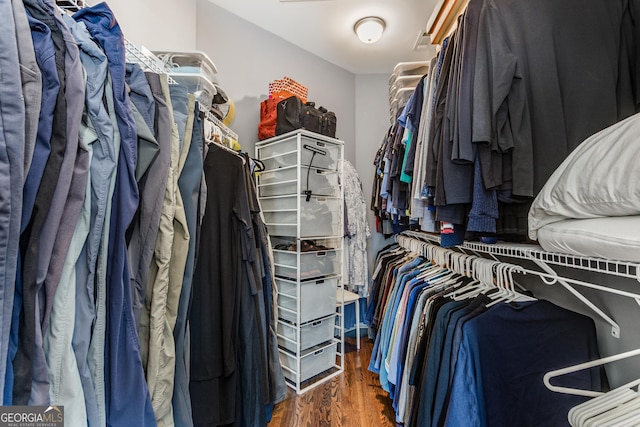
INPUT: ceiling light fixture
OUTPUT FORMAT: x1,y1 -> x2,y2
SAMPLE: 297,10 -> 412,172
354,16 -> 385,44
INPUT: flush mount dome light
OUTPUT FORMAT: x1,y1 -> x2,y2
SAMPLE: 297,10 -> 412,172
354,16 -> 385,44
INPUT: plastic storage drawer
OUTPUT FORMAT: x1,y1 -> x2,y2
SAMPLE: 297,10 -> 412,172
280,342 -> 337,383
153,50 -> 218,82
273,249 -> 340,280
258,135 -> 340,171
167,74 -> 216,109
277,277 -> 337,324
261,196 -> 341,238
277,315 -> 335,352
258,167 -> 339,197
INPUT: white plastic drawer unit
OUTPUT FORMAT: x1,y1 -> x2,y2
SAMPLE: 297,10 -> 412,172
273,249 -> 340,280
280,342 -> 337,383
261,195 -> 341,238
257,134 -> 341,171
277,315 -> 335,353
258,166 -> 340,198
277,276 -> 338,324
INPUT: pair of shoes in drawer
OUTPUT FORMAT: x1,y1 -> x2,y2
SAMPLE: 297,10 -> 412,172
300,240 -> 329,252
272,240 -> 332,252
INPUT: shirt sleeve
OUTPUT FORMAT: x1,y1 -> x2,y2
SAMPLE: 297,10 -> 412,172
443,324 -> 485,427
472,0 -> 518,150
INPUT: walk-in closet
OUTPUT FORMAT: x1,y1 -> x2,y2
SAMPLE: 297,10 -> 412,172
2,0 -> 640,425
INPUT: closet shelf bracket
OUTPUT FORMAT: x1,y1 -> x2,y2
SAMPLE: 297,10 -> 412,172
531,259 -> 621,338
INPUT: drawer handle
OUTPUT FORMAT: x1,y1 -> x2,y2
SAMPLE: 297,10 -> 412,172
316,141 -> 326,148
303,144 -> 326,156
316,280 -> 325,284
316,252 -> 327,257
316,197 -> 327,202
314,349 -> 325,356
311,320 -> 322,327
315,170 -> 325,175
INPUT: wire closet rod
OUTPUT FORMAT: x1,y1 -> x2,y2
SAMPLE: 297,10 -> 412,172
199,104 -> 238,142
397,231 -> 640,339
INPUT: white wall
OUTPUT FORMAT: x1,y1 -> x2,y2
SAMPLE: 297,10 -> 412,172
355,74 -> 395,273
105,0 -> 197,51
195,0 -> 356,162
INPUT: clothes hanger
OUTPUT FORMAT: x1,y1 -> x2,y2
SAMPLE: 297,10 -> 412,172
503,265 -> 536,303
446,255 -> 484,299
251,157 -> 266,172
416,263 -> 447,281
583,395 -> 640,427
451,257 -> 496,301
543,349 -> 640,425
599,404 -> 640,427
544,348 -> 640,398
571,386 -> 640,427
613,406 -> 640,427
485,263 -> 513,307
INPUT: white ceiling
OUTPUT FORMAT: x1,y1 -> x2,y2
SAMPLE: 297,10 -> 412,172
207,0 -> 438,75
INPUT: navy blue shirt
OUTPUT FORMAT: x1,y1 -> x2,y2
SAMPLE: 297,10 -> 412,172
444,300 -> 602,427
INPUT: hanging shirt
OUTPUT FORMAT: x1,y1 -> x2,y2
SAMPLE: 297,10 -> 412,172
444,300 -> 602,427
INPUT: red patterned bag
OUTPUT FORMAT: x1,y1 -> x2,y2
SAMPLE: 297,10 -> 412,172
258,98 -> 279,140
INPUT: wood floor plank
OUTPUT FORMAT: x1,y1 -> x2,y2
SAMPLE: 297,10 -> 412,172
269,336 -> 395,427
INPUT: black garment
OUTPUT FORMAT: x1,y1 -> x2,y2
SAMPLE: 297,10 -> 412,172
14,1 -> 68,405
373,255 -> 411,328
453,2 -> 481,164
237,153 -> 268,426
407,295 -> 452,427
389,124 -> 410,212
426,36 -> 453,195
434,296 -> 491,427
472,0 -> 633,197
441,17 -> 474,205
190,146 -> 246,425
419,294 -> 491,427
416,299 -> 470,427
436,24 -> 474,208
403,74 -> 427,177
190,145 -> 268,427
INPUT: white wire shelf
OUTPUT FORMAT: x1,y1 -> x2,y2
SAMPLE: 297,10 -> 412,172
123,41 -> 178,85
397,231 -> 640,338
461,241 -> 640,282
199,104 -> 238,142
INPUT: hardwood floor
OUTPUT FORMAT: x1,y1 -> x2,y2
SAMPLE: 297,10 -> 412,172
269,335 -> 396,427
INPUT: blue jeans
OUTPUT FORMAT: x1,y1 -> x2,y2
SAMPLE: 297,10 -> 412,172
30,7 -> 87,406
126,65 -> 161,331
173,101 -> 204,427
74,4 -> 156,426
